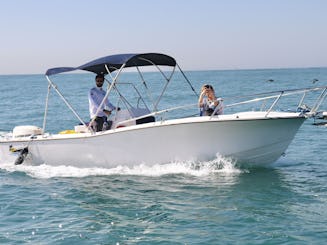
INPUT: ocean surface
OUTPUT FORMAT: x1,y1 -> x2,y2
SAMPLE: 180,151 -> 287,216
0,67 -> 327,244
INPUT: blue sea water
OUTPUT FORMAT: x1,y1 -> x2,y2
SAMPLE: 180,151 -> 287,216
0,68 -> 327,244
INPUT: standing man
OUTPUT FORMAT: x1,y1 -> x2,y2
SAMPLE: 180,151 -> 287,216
88,74 -> 116,132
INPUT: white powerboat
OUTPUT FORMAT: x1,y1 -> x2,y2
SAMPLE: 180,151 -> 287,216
0,53 -> 326,167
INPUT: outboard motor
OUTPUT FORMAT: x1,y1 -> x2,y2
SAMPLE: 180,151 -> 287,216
9,145 -> 29,165
14,147 -> 29,165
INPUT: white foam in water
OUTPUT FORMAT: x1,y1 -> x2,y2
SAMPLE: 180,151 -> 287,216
0,153 -> 242,179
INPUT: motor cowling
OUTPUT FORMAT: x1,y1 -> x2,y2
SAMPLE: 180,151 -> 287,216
12,125 -> 43,138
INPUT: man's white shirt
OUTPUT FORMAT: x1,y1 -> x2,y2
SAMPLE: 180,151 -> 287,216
88,87 -> 115,118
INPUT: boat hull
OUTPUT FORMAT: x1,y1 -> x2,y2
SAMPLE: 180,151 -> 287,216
0,114 -> 306,168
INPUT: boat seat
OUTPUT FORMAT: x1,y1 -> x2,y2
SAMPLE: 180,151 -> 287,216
112,107 -> 154,128
136,116 -> 155,125
130,107 -> 155,124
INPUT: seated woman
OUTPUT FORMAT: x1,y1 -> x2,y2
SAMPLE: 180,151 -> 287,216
198,84 -> 223,116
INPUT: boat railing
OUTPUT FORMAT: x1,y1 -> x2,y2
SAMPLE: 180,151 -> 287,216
219,86 -> 327,117
114,86 -> 327,126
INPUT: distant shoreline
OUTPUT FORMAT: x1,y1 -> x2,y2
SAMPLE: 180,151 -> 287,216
1,66 -> 327,76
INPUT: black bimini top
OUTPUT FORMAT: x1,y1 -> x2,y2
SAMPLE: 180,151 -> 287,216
45,53 -> 176,76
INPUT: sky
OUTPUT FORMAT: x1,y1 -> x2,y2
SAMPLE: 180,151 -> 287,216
0,0 -> 326,74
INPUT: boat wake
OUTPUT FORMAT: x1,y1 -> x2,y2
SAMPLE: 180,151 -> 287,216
0,154 -> 243,179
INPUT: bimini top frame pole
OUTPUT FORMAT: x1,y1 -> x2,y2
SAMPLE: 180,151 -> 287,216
42,83 -> 51,132
44,75 -> 87,132
136,57 -> 177,112
176,63 -> 198,97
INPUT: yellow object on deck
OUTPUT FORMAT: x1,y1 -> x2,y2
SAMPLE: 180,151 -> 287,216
59,130 -> 76,134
